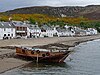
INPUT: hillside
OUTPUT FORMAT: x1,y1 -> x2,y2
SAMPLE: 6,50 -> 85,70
79,5 -> 100,20
4,5 -> 100,20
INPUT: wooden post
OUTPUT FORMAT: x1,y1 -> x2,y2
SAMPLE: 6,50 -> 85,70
36,54 -> 39,63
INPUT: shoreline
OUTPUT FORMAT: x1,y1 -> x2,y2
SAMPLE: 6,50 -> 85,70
0,35 -> 100,74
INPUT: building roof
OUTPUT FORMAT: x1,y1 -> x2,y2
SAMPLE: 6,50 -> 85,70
74,28 -> 86,34
56,27 -> 71,32
0,22 -> 14,28
40,25 -> 53,30
11,21 -> 27,27
29,24 -> 41,30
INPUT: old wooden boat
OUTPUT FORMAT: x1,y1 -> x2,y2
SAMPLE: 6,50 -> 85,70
16,46 -> 71,63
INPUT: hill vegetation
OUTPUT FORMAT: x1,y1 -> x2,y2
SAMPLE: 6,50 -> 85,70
0,5 -> 100,32
3,5 -> 100,20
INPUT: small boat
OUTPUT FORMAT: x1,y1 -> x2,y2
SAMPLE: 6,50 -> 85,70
16,46 -> 71,63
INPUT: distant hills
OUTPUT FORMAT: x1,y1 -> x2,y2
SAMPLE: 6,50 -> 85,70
3,5 -> 100,20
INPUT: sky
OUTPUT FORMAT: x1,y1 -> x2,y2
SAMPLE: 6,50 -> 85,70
0,0 -> 100,12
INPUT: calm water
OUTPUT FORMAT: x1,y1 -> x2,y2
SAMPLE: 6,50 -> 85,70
1,39 -> 100,75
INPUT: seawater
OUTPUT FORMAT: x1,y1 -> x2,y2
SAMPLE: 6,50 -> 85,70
1,39 -> 100,75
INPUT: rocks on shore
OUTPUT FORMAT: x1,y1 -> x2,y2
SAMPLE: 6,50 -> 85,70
0,52 -> 15,59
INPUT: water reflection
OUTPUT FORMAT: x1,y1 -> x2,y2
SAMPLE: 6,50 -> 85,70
19,62 -> 71,75
23,62 -> 70,68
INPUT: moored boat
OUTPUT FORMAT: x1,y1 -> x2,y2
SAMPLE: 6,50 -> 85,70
16,46 -> 71,63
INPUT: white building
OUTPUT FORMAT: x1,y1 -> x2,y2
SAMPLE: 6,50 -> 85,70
40,25 -> 54,37
85,30 -> 91,35
29,25 -> 41,38
73,27 -> 86,36
0,22 -> 15,39
54,26 -> 75,37
87,28 -> 98,35
11,21 -> 28,38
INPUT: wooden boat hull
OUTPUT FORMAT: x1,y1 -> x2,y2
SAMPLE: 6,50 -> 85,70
16,47 -> 71,63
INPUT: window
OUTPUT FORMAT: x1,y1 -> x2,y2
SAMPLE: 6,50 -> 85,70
23,27 -> 27,31
16,27 -> 19,30
4,28 -> 6,31
25,27 -> 27,31
11,34 -> 13,37
4,34 -> 6,36
72,31 -> 74,33
20,27 -> 23,31
8,34 -> 10,36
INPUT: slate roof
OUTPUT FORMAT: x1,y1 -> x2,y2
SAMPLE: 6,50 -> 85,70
29,25 -> 41,30
56,27 -> 71,32
0,22 -> 14,28
74,28 -> 86,34
40,25 -> 53,30
11,21 -> 27,27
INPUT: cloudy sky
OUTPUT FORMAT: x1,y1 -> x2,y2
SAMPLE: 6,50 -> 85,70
0,0 -> 100,12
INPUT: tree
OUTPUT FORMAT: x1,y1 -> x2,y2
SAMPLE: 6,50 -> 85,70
94,22 -> 100,33
29,17 -> 36,24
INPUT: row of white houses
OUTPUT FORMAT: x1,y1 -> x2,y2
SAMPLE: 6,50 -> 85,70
0,21 -> 98,39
